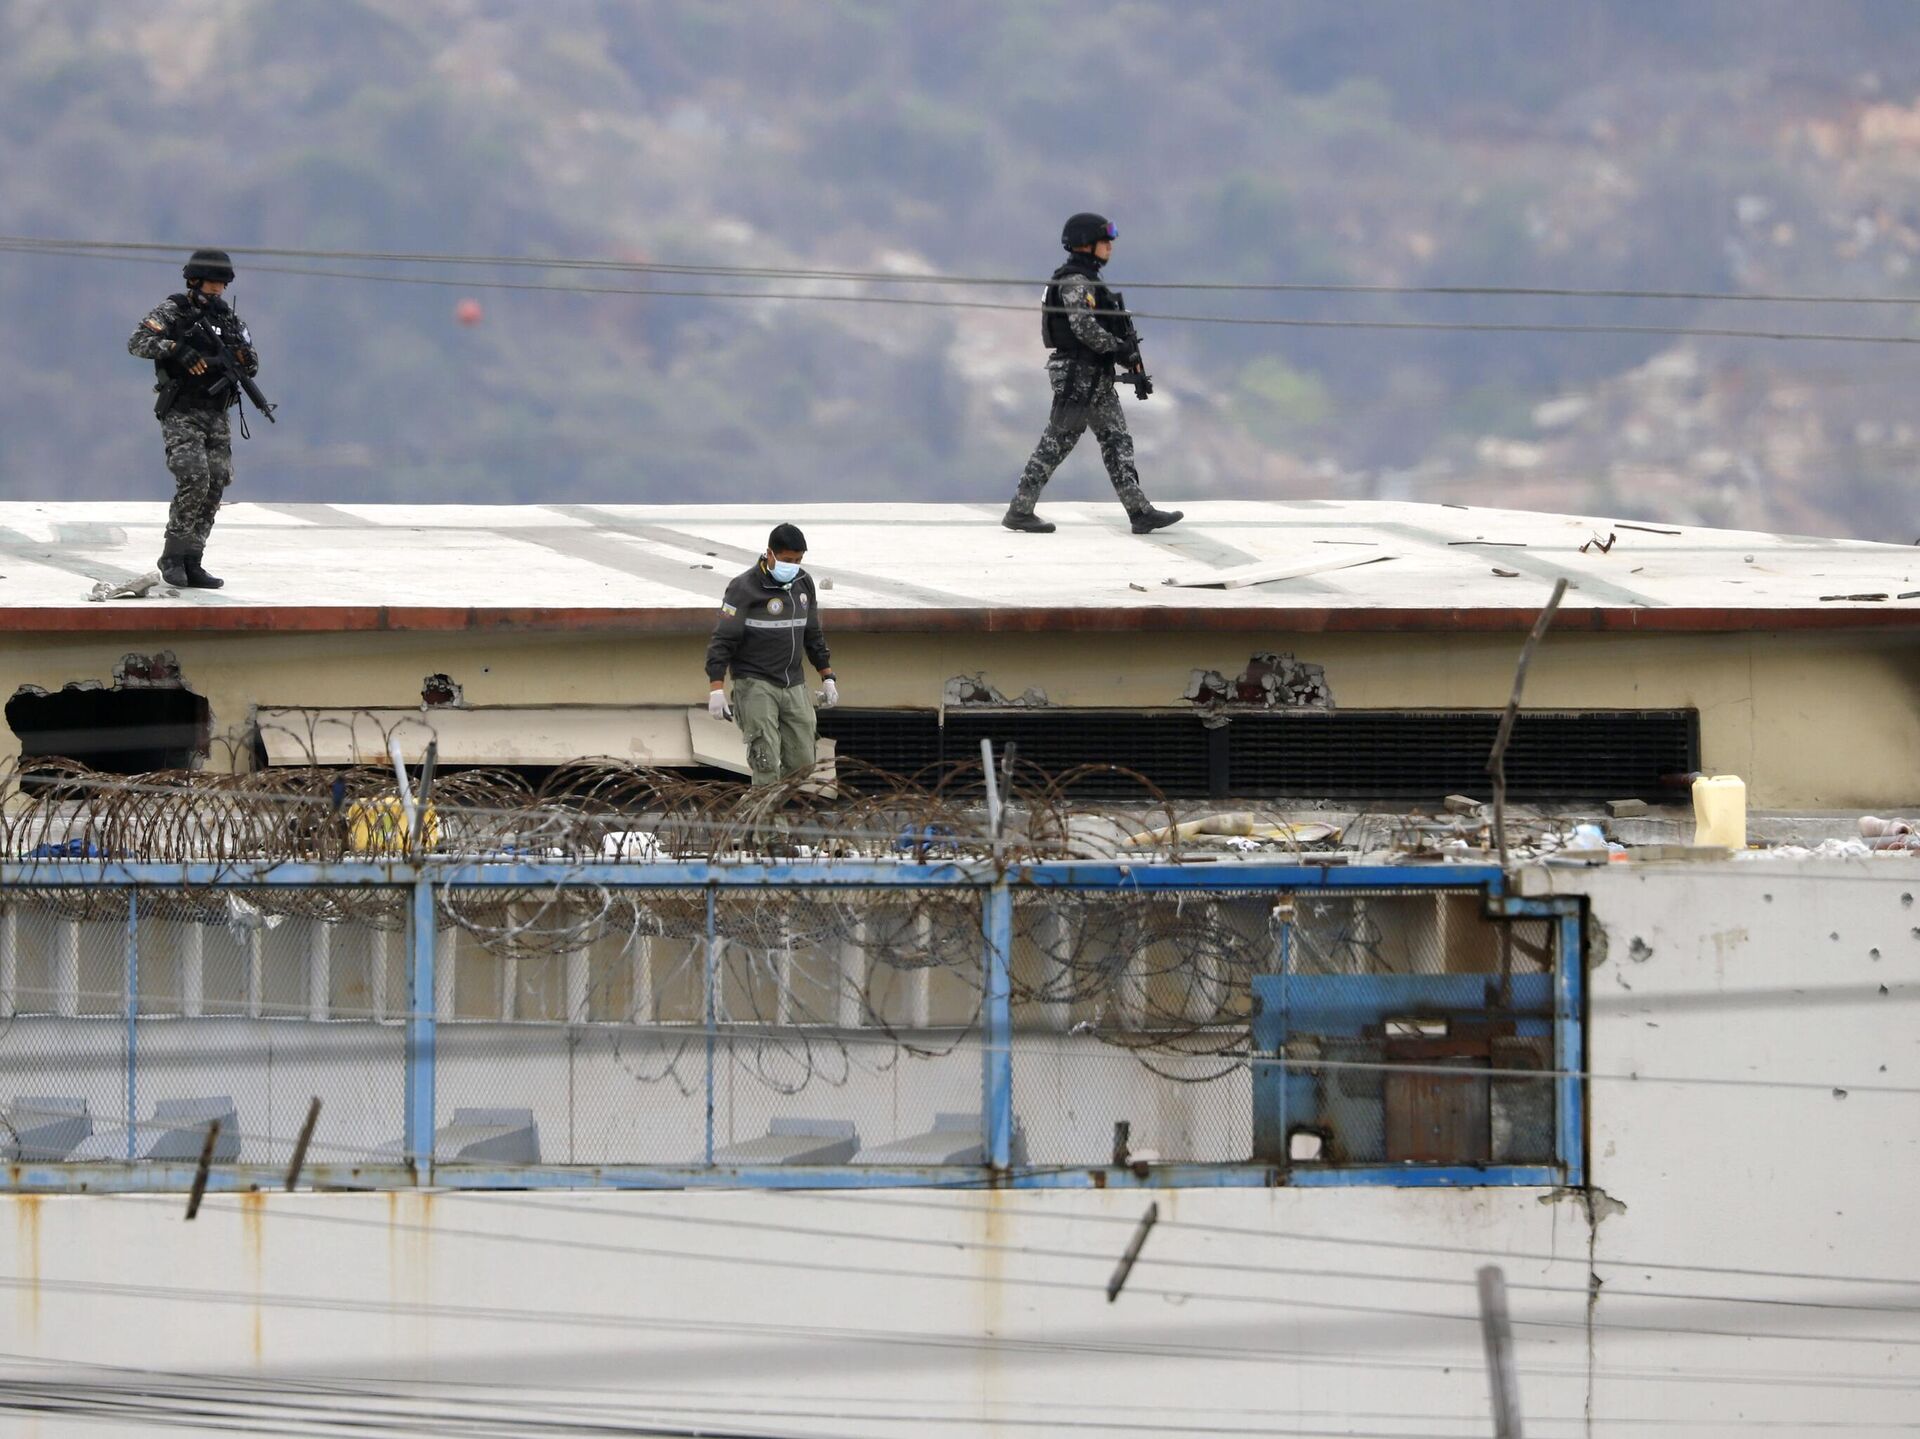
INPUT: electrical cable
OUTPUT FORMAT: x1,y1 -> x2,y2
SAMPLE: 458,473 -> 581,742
9,234 -> 1920,309
6,239 -> 1920,347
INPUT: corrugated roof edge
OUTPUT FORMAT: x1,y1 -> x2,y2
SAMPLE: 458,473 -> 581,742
5,603 -> 1920,635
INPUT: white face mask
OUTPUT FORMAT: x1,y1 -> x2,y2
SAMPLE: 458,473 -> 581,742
769,559 -> 801,584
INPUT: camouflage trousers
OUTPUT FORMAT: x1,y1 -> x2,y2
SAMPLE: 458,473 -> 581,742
158,406 -> 233,545
1010,360 -> 1147,517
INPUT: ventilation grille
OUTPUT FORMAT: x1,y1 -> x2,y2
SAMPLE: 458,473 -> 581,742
817,709 -> 1697,801
816,709 -> 942,780
944,712 -> 1215,798
1229,711 -> 1697,800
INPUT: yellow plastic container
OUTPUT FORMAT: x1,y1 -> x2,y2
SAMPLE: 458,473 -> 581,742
347,796 -> 440,855
1691,774 -> 1746,850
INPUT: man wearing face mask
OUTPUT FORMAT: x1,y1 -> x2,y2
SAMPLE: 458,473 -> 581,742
705,523 -> 838,787
126,248 -> 262,589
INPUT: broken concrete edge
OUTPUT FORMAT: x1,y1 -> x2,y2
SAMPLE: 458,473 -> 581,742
1538,1185 -> 1628,1224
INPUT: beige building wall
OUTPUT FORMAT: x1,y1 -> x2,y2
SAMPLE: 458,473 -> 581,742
1,623 -> 1916,807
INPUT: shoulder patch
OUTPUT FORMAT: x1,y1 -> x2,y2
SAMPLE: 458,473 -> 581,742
144,318 -> 166,332
719,601 -> 737,616
1085,292 -> 1096,306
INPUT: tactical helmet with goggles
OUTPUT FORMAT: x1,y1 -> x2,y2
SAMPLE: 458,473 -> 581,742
1061,213 -> 1117,250
182,248 -> 236,285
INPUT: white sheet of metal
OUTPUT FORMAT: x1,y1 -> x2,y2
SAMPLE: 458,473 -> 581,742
256,706 -> 699,766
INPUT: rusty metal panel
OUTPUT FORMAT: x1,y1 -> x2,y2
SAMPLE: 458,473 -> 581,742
1384,1050 -> 1491,1164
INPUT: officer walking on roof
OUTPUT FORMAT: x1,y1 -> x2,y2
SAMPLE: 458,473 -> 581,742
1002,212 -> 1182,536
127,248 -> 263,589
706,523 -> 839,788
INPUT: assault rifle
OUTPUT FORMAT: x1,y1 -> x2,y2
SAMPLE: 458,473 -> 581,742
159,311 -> 277,432
1106,289 -> 1154,400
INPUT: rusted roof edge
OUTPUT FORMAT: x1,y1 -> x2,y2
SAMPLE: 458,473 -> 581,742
4,603 -> 1920,636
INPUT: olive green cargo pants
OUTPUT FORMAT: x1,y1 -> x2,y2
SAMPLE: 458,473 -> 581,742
732,675 -> 818,787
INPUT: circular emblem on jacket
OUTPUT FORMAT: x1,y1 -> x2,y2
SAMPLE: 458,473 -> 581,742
767,597 -> 785,615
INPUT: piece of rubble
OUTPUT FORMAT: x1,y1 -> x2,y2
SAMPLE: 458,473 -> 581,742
1607,799 -> 1650,818
1444,794 -> 1483,815
87,571 -> 173,602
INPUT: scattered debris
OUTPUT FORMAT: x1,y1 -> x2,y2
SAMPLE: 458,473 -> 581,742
1444,795 -> 1483,815
1448,540 -> 1527,547
943,673 -> 1049,708
1900,591 -> 1920,600
1820,592 -> 1889,601
114,652 -> 184,689
1123,812 -> 1340,849
87,571 -> 171,602
1579,532 -> 1617,554
421,673 -> 464,708
1128,582 -> 1149,592
1860,816 -> 1914,837
1491,567 -> 1519,578
1186,652 -> 1333,716
1615,522 -> 1683,536
1608,799 -> 1650,818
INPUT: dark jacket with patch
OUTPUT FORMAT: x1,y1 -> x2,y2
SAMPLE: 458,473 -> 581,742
705,563 -> 831,688
1041,253 -> 1132,365
127,293 -> 259,413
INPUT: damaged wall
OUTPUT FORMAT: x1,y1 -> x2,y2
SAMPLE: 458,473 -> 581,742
0,625 -> 1911,805
1539,859 -> 1920,1432
3,864 -> 1914,1434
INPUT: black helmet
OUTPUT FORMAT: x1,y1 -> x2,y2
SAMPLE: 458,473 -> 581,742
1061,212 -> 1117,249
182,248 -> 236,284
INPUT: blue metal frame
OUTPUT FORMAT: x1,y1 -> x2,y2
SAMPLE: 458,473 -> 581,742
124,892 -> 138,1163
0,860 -> 1585,1192
404,875 -> 436,1173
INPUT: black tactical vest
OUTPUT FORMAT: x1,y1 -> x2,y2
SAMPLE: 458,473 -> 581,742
156,293 -> 237,408
1041,255 -> 1127,360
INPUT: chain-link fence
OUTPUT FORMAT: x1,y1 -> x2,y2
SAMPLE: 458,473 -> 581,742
0,866 -> 1576,1187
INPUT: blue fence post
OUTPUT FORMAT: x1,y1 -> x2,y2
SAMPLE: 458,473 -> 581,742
1555,905 -> 1585,1188
981,878 -> 1014,1170
704,886 -> 718,1166
404,870 -> 437,1178
125,891 -> 138,1162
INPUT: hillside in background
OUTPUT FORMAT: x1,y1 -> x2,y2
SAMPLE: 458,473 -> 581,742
4,0 -> 1920,537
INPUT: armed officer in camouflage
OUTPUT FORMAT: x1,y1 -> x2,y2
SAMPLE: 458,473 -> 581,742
127,249 -> 262,588
1002,213 -> 1182,536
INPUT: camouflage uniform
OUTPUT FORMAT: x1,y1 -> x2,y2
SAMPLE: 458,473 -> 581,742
127,295 -> 256,545
1010,269 -> 1147,519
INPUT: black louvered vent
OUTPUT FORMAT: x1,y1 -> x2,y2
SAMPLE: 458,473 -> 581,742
814,708 -> 1697,802
944,711 -> 1217,798
816,709 -> 943,781
1228,710 -> 1697,801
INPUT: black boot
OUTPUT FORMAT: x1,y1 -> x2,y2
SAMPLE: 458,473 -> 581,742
157,538 -> 192,588
1130,506 -> 1185,535
183,548 -> 224,589
1002,506 -> 1056,534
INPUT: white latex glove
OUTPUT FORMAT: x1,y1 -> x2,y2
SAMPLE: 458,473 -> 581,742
707,688 -> 731,721
819,677 -> 839,709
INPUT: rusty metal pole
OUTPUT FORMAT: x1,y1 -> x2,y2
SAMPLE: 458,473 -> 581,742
1477,1264 -> 1524,1438
1488,578 -> 1568,871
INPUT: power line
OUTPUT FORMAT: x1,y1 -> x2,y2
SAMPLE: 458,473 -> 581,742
9,1351 -> 1915,1435
797,1192 -> 1920,1293
8,239 -> 1920,348
3,1272 -> 1916,1398
9,234 -> 1920,309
